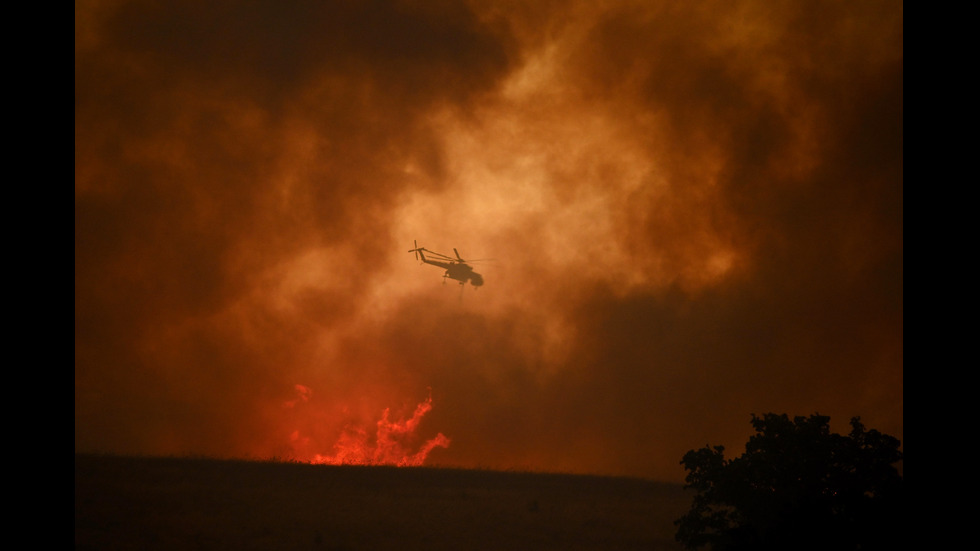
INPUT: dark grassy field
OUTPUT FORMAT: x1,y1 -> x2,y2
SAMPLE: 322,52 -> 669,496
76,454 -> 690,550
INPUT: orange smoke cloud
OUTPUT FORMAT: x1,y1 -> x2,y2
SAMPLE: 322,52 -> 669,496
75,0 -> 902,481
283,384 -> 312,409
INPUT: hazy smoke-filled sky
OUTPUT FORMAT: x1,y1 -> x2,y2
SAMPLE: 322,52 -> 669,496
76,0 -> 903,481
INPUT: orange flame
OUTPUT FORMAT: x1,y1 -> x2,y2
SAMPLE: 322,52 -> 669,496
289,387 -> 450,467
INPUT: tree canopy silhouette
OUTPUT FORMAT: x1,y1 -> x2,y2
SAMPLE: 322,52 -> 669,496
674,413 -> 902,551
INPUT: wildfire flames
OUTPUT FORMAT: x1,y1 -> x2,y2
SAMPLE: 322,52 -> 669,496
288,387 -> 450,467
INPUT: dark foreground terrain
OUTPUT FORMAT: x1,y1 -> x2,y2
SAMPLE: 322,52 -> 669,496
76,454 -> 689,550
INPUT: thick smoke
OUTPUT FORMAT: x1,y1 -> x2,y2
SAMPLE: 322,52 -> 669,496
76,0 -> 902,480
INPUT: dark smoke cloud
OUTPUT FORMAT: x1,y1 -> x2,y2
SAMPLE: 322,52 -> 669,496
76,0 -> 902,481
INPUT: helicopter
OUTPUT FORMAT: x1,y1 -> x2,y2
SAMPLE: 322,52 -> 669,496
408,240 -> 485,287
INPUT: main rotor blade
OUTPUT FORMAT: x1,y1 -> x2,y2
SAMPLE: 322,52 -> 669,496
424,250 -> 457,261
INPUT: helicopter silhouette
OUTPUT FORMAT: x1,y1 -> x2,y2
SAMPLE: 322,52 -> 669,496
409,240 -> 485,287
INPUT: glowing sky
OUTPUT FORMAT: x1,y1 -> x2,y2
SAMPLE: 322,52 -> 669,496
75,0 -> 903,481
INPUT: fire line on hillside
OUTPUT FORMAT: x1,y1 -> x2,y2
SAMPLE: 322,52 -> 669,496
287,387 -> 450,467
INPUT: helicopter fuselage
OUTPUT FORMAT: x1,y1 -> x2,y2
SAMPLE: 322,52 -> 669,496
417,250 -> 484,287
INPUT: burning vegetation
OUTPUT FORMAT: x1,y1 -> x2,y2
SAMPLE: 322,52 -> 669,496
288,387 -> 450,467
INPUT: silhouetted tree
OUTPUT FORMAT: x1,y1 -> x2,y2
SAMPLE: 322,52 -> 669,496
674,413 -> 902,551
